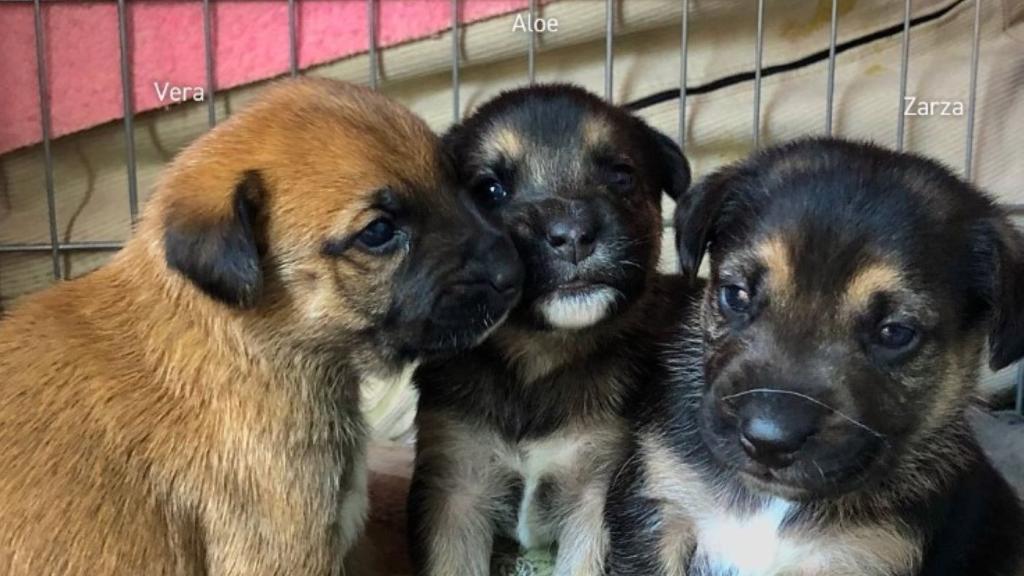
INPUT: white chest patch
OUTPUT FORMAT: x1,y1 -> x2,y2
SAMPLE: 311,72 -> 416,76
693,498 -> 796,576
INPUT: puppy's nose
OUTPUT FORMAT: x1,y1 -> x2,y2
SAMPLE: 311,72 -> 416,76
735,395 -> 825,468
481,236 -> 523,297
488,253 -> 523,296
545,218 -> 598,264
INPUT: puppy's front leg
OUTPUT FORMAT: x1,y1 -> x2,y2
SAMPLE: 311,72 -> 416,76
554,481 -> 608,576
202,511 -> 342,576
198,445 -> 366,576
605,451 -> 693,576
407,468 -> 495,576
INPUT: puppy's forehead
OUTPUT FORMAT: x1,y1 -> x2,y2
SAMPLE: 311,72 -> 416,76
723,229 -> 909,312
476,106 -> 614,164
244,80 -> 453,209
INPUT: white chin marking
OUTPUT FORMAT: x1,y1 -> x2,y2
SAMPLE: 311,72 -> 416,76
538,286 -> 617,330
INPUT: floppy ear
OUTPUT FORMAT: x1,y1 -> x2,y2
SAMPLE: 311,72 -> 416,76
674,166 -> 742,281
973,215 -> 1024,370
440,123 -> 475,182
641,125 -> 691,201
164,170 -> 266,308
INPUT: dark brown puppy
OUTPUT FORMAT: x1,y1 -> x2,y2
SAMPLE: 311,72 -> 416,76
606,138 -> 1024,576
408,84 -> 691,576
0,79 -> 521,575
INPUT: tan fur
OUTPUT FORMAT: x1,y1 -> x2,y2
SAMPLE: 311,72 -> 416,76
480,125 -> 526,163
796,525 -> 921,576
842,262 -> 903,313
0,79 -> 443,575
413,412 -> 626,576
580,116 -> 611,149
411,413 -> 505,576
554,481 -> 610,576
757,236 -> 794,299
493,326 -> 603,385
640,435 -> 702,576
655,513 -> 694,576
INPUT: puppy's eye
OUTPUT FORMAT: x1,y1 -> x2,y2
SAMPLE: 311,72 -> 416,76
608,164 -> 636,192
719,285 -> 752,314
875,323 -> 918,350
474,177 -> 511,207
356,218 -> 399,252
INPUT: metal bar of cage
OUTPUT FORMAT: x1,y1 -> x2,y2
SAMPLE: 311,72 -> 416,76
288,0 -> 298,77
32,0 -> 61,280
116,0 -> 139,225
679,0 -> 689,150
452,0 -> 461,121
825,0 -> 838,136
368,0 -> 378,89
896,0 -> 912,151
528,0 -> 536,84
752,0 -> 765,148
202,0 -> 216,128
964,0 -> 981,181
605,0 -> 613,102
0,241 -> 123,254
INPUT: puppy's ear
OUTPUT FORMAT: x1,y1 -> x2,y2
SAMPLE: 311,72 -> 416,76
440,124 -> 471,180
674,166 -> 742,281
164,170 -> 266,308
643,125 -> 691,201
972,215 -> 1024,370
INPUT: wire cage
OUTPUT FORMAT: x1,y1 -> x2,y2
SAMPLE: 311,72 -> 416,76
1,0 -> 1022,413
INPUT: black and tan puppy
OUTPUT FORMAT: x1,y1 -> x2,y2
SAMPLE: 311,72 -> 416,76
606,138 -> 1024,576
0,79 -> 521,575
407,84 -> 691,576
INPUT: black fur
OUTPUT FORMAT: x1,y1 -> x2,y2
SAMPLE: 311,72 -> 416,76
914,446 -> 1024,575
408,84 -> 694,576
608,138 -> 1024,576
164,170 -> 266,308
414,276 -> 692,441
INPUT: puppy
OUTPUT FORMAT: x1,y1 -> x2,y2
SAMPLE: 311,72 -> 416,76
407,84 -> 691,576
606,138 -> 1024,576
0,78 -> 521,575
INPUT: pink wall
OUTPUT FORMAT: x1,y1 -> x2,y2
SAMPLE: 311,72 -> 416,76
0,1 -> 526,155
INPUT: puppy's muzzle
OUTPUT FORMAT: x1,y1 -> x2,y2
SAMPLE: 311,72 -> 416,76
729,392 -> 827,469
427,234 -> 523,346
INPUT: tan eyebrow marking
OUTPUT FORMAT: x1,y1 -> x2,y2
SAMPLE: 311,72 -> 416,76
757,235 -> 794,298
843,262 -> 903,311
481,125 -> 525,162
581,116 -> 611,149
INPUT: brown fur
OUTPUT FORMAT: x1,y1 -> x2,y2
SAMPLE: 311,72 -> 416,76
0,79 -> 448,575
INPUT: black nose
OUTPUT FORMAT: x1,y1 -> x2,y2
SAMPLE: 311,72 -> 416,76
480,235 -> 523,297
488,251 -> 522,296
545,215 -> 599,265
735,394 -> 825,468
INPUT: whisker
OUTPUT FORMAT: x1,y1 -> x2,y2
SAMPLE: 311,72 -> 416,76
719,388 -> 887,439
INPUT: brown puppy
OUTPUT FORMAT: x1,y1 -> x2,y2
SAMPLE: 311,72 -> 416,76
0,79 -> 521,575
